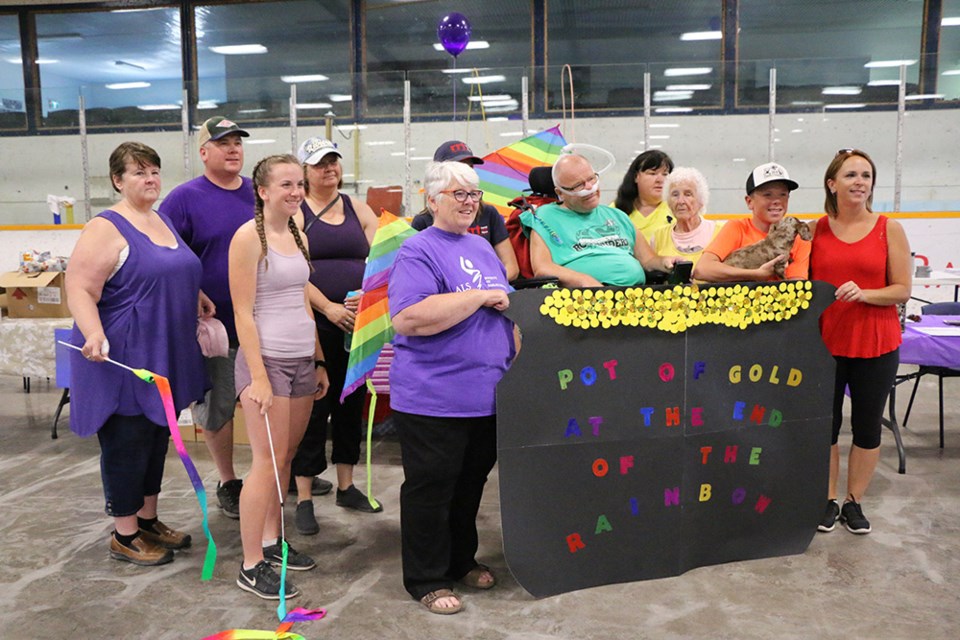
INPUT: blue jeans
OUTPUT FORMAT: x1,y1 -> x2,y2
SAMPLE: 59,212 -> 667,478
97,414 -> 169,516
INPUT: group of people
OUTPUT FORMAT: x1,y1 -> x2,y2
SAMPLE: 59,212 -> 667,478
63,113 -> 911,615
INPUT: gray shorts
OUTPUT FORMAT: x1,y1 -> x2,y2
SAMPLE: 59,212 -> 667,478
235,349 -> 317,399
193,347 -> 238,433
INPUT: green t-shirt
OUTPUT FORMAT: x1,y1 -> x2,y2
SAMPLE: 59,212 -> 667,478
521,202 -> 645,286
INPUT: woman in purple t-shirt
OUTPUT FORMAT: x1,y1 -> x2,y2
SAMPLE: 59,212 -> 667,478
389,161 -> 515,615
228,154 -> 329,600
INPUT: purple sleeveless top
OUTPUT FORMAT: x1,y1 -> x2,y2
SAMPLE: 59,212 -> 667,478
69,210 -> 208,437
301,194 -> 369,334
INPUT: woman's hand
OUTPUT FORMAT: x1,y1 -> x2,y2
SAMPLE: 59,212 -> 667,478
835,280 -> 865,303
315,366 -> 329,400
247,376 -> 274,416
198,290 -> 216,319
343,290 -> 363,312
324,303 -> 356,332
481,289 -> 510,312
81,331 -> 110,362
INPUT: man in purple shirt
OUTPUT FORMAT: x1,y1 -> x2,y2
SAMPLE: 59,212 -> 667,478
158,116 -> 253,519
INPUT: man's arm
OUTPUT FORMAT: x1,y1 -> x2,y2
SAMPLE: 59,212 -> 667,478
529,230 -> 602,287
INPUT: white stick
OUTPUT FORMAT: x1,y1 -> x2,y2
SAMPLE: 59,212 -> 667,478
263,413 -> 286,542
57,340 -> 144,376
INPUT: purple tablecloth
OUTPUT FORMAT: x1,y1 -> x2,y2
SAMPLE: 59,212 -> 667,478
901,315 -> 960,368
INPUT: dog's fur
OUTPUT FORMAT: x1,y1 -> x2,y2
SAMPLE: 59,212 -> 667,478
723,216 -> 812,278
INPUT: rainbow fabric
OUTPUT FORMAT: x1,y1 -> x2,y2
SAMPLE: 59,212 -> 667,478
475,125 -> 568,217
202,607 -> 327,640
340,210 -> 417,403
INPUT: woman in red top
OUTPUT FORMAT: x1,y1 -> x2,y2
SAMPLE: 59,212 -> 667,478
809,149 -> 912,534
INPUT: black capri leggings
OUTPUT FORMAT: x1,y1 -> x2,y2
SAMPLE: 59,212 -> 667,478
831,349 -> 899,449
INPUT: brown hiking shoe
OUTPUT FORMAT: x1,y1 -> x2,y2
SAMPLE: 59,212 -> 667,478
110,533 -> 174,566
140,520 -> 192,550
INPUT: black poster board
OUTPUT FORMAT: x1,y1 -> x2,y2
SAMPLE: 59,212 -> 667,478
496,281 -> 836,597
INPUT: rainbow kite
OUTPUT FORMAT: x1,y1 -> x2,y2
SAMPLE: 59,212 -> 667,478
475,125 -> 568,217
341,210 -> 417,403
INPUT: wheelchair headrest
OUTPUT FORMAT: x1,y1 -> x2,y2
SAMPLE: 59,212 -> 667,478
528,166 -> 555,196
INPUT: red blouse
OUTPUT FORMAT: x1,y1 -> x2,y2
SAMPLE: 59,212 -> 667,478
810,215 -> 901,358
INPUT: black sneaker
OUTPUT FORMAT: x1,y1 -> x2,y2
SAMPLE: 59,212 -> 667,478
263,538 -> 316,571
217,479 -> 242,519
817,499 -> 840,532
336,484 -> 383,513
237,560 -> 300,600
840,500 -> 872,534
288,476 -> 333,496
295,500 -> 320,536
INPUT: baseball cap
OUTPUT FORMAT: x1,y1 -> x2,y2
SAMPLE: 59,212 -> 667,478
197,116 -> 249,147
745,162 -> 799,195
297,136 -> 343,165
433,140 -> 485,165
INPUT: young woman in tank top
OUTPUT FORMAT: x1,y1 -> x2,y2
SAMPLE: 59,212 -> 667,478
228,154 -> 329,600
809,149 -> 912,536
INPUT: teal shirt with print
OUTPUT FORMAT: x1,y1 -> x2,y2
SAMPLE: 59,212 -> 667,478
521,202 -> 645,286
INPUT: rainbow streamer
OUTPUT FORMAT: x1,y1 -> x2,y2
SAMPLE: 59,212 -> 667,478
364,379 -> 380,511
55,341 -> 217,580
154,375 -> 218,581
475,125 -> 568,218
340,210 -> 417,402
202,607 -> 326,640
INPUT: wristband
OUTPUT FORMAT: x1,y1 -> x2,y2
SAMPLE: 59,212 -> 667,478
315,360 -> 326,369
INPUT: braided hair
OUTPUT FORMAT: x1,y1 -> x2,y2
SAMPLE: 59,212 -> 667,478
251,154 -> 313,271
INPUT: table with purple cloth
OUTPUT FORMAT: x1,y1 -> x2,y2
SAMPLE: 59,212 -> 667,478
885,315 -> 960,473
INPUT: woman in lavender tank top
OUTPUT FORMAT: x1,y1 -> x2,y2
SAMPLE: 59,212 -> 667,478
66,142 -> 206,567
228,154 -> 329,600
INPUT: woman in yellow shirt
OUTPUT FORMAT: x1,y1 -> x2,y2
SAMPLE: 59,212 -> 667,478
613,150 -> 675,242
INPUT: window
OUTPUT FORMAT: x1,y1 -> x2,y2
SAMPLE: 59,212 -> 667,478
546,0 -> 724,111
940,0 -> 960,100
36,6 -> 183,128
0,13 -> 26,130
738,0 -> 924,108
195,1 -> 352,123
364,0 -> 532,117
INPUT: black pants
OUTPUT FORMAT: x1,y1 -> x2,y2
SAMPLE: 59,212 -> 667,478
291,329 -> 365,477
394,410 -> 498,601
831,349 -> 900,449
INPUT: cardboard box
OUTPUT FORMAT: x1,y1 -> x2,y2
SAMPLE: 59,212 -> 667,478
193,402 -> 250,445
0,271 -> 70,318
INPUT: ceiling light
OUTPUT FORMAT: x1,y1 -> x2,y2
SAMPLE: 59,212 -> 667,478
389,151 -> 406,156
732,158 -> 746,162
655,107 -> 693,113
336,124 -> 367,131
106,81 -> 150,90
648,145 -> 663,149
823,103 -> 866,110
822,86 -> 862,95
499,131 -> 524,137
209,44 -> 267,55
468,94 -> 511,102
245,139 -> 276,145
666,84 -> 711,91
328,94 -> 352,102
654,90 -> 693,101
237,108 -> 267,114
905,93 -> 944,100
864,60 -> 916,68
433,41 -> 490,51
791,100 -> 824,106
867,80 -> 900,87
941,16 -> 960,26
941,69 -> 960,76
366,141 -> 396,146
484,104 -> 519,113
410,156 -> 433,161
649,123 -> 680,128
664,67 -> 712,77
7,57 -> 59,64
791,129 -> 803,133
281,74 -> 329,83
197,100 -> 219,109
441,68 -> 482,74
680,31 -> 722,41
479,99 -> 518,108
137,104 -> 179,111
461,75 -> 506,84
488,116 -> 509,121
296,102 -> 333,109
649,135 -> 671,140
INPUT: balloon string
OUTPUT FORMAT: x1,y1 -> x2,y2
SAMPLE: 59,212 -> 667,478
561,64 -> 576,142
452,56 -> 458,123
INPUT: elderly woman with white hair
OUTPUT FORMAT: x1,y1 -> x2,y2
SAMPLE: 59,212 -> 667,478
650,166 -> 722,267
389,161 -> 515,615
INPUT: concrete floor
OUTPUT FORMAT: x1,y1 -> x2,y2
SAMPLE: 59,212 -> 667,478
1,372 -> 959,640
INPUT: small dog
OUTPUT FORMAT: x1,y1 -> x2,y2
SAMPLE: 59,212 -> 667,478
724,216 -> 812,279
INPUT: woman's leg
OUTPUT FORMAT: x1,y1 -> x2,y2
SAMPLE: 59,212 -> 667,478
845,350 -> 900,502
448,416 -> 498,580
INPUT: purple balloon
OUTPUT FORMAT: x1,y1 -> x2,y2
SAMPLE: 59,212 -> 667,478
437,12 -> 471,58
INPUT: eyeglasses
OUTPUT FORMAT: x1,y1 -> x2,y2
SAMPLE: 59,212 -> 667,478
836,148 -> 860,156
441,189 -> 483,203
557,172 -> 599,194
